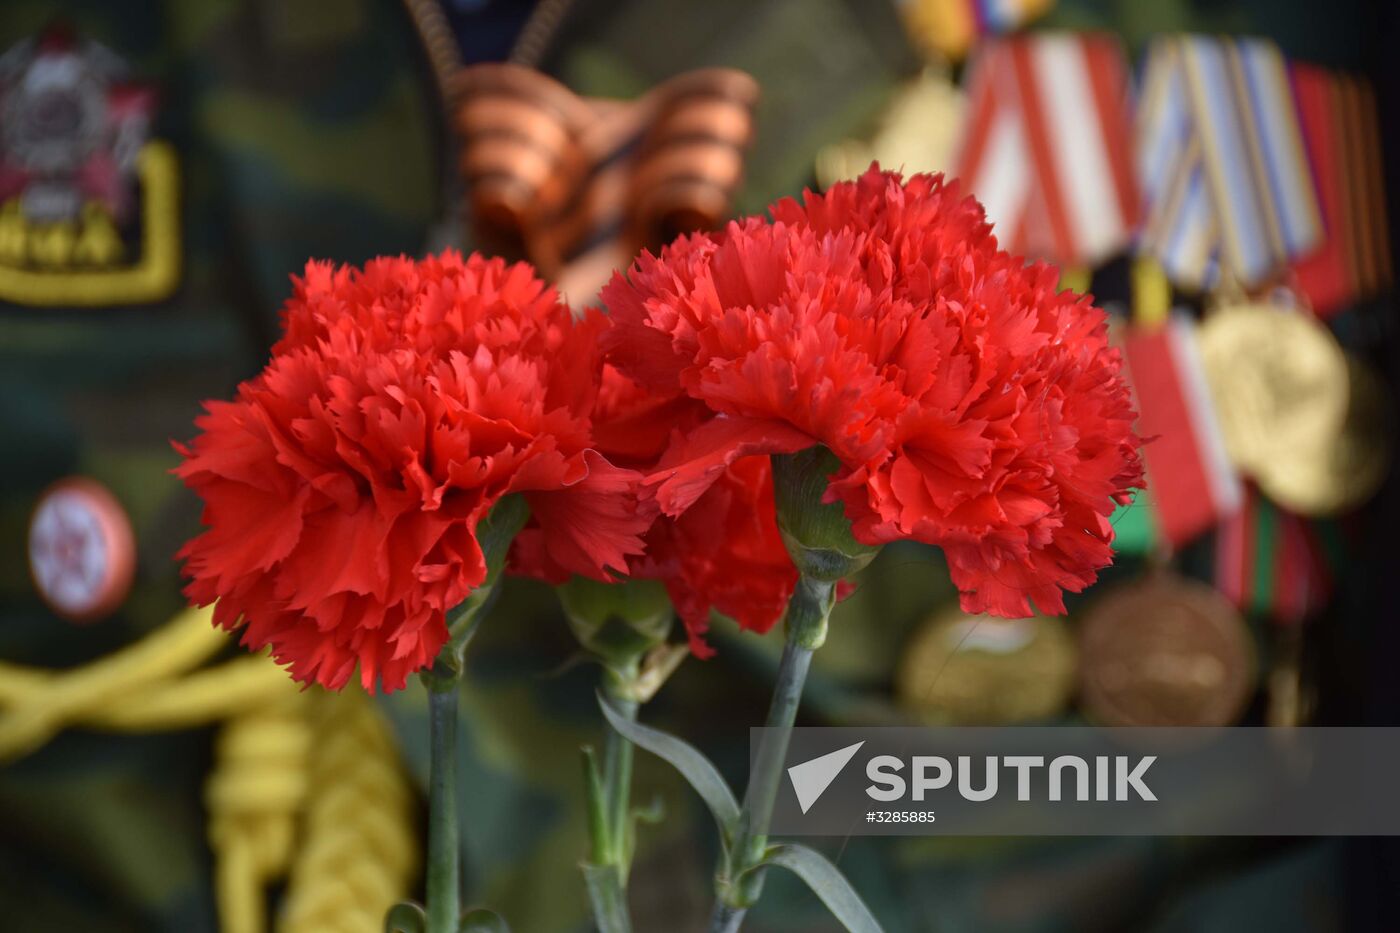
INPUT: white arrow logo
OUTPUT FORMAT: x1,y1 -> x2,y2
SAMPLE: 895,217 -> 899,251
787,741 -> 865,814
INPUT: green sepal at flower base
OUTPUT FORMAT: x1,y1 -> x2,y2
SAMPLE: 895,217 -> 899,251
771,449 -> 879,641
711,448 -> 883,930
558,576 -> 673,672
433,495 -> 532,681
558,575 -> 689,703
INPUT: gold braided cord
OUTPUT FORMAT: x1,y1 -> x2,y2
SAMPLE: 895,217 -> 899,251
278,687 -> 419,933
0,606 -> 230,760
208,687 -> 312,933
0,607 -> 420,933
0,653 -> 292,731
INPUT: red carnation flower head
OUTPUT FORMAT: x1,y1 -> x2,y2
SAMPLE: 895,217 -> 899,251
601,166 -> 1144,618
176,251 -> 652,692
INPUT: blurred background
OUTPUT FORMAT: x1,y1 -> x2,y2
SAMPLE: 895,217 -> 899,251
1,0 -> 1397,930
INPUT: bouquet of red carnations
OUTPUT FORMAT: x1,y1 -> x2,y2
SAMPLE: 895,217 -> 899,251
175,168 -> 1143,933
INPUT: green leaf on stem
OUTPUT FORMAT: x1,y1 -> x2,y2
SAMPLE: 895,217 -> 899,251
596,691 -> 740,842
757,844 -> 883,933
581,744 -> 609,864
458,908 -> 511,933
384,901 -> 427,933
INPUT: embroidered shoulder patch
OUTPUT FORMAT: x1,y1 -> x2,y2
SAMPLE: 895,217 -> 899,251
0,26 -> 179,306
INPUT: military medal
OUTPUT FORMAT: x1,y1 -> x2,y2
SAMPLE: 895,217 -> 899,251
0,26 -> 179,306
1289,66 -> 1392,317
897,606 -> 1077,725
1212,486 -> 1330,725
1215,486 -> 1332,622
1253,355 -> 1392,516
1078,574 -> 1255,727
896,0 -> 1055,63
1197,302 -> 1350,479
27,477 -> 136,623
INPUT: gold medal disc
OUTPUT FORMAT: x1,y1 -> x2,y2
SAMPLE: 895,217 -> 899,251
896,607 -> 1076,725
1198,303 -> 1350,474
1078,575 -> 1255,727
1255,355 -> 1392,515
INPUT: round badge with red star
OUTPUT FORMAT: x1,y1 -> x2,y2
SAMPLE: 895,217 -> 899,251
27,477 -> 136,623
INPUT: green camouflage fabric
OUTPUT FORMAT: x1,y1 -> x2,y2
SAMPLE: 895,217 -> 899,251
0,0 -> 1377,931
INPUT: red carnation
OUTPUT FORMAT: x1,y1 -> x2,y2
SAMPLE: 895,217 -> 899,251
601,167 -> 1144,618
176,252 -> 652,692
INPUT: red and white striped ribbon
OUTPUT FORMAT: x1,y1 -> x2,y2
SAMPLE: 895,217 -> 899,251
955,33 -> 1139,266
1122,315 -> 1243,548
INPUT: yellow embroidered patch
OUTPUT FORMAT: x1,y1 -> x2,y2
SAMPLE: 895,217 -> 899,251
0,141 -> 180,307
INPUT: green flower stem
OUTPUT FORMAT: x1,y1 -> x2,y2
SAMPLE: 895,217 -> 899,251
583,867 -> 633,933
439,496 -> 529,674
736,629 -> 814,850
709,902 -> 745,933
582,745 -> 608,863
710,574 -> 835,931
385,496 -> 528,933
424,667 -> 461,933
602,681 -> 639,869
564,577 -> 676,933
583,663 -> 641,933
